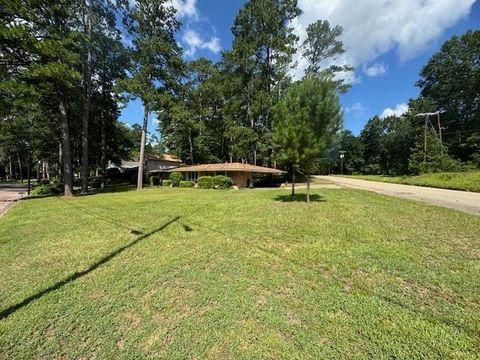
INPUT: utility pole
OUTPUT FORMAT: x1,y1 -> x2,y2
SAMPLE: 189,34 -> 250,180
437,112 -> 444,154
416,111 -> 445,164
423,115 -> 428,164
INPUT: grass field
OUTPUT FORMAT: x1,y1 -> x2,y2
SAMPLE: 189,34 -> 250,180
1,187 -> 479,359
345,171 -> 480,192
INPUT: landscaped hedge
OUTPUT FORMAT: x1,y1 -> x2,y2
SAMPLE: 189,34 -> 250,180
213,175 -> 233,189
169,172 -> 183,187
32,183 -> 63,196
198,175 -> 233,189
179,180 -> 195,188
161,179 -> 172,187
198,176 -> 214,189
150,176 -> 160,186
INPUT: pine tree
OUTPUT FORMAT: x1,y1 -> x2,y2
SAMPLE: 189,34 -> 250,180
120,0 -> 183,190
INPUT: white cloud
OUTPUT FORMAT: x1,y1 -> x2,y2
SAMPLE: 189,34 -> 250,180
381,103 -> 409,118
344,102 -> 364,113
171,0 -> 198,19
362,62 -> 387,77
292,0 -> 475,79
182,30 -> 221,57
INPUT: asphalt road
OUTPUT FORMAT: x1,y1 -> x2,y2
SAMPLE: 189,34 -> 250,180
0,183 -> 28,216
315,175 -> 480,215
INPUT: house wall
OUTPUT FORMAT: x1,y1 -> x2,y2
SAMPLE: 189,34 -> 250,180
195,171 -> 252,188
227,171 -> 252,188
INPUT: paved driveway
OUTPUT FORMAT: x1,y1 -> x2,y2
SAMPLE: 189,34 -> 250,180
0,183 -> 28,216
315,176 -> 480,215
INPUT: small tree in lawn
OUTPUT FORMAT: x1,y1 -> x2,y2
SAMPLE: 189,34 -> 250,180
273,76 -> 342,202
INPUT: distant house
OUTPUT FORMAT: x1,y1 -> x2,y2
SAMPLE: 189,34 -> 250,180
108,154 -> 183,180
168,162 -> 285,188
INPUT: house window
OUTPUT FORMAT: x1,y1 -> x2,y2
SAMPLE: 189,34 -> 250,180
185,172 -> 198,182
215,171 -> 226,176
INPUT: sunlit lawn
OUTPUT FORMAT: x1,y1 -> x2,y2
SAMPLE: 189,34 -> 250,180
1,187 -> 479,359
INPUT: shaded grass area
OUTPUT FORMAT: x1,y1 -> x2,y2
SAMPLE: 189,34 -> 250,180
345,172 -> 480,192
1,187 -> 479,358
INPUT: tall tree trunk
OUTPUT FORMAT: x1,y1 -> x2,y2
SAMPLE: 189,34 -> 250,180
8,156 -> 12,180
291,167 -> 295,198
101,113 -> 107,189
17,153 -> 23,183
188,131 -> 194,164
80,1 -> 92,194
55,83 -> 73,197
36,160 -> 40,182
306,173 -> 310,203
137,104 -> 148,190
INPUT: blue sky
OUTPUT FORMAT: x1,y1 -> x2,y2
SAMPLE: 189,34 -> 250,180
120,0 -> 480,136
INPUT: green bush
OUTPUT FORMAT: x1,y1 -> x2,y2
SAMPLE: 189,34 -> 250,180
213,175 -> 233,189
198,176 -> 214,189
150,176 -> 160,186
40,178 -> 50,185
179,180 -> 195,188
169,172 -> 183,187
32,184 -> 62,196
89,176 -> 102,189
162,179 -> 172,187
73,178 -> 82,187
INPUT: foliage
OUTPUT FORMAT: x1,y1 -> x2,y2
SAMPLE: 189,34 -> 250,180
197,176 -> 214,189
302,20 -> 354,92
168,171 -> 183,187
32,183 -> 62,196
149,176 -> 160,186
40,178 -> 50,185
212,175 -> 233,189
161,179 -> 172,187
179,180 -> 195,188
273,76 -> 342,200
417,30 -> 480,162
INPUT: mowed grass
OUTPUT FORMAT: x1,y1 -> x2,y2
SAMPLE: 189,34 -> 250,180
345,171 -> 480,192
1,187 -> 479,359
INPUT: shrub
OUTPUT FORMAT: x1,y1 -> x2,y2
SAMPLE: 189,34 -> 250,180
162,179 -> 172,187
179,180 -> 195,188
213,175 -> 233,189
150,176 -> 160,186
89,176 -> 102,189
198,176 -> 214,189
40,178 -> 50,185
32,184 -> 62,196
169,172 -> 183,187
73,178 -> 82,187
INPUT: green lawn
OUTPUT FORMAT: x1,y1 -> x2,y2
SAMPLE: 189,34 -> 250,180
1,187 -> 479,359
344,172 -> 480,192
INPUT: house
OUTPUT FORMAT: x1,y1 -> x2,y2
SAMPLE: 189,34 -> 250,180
168,162 -> 285,188
108,154 -> 183,181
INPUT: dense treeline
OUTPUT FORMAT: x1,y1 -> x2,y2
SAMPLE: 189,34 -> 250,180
328,31 -> 480,176
1,0 -> 478,196
1,0 -> 350,195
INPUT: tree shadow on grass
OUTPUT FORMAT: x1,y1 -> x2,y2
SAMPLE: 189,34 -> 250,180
0,216 -> 180,320
273,193 -> 325,202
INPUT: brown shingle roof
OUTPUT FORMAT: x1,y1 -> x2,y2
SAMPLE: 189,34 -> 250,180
168,162 -> 286,174
146,154 -> 182,162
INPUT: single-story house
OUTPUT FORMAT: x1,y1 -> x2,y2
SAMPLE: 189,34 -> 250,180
108,154 -> 183,180
168,162 -> 285,188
